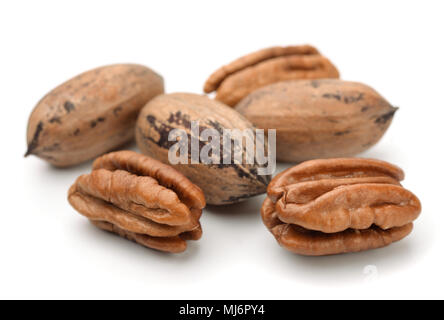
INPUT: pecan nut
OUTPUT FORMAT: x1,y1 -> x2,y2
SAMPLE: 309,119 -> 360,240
135,93 -> 271,205
68,151 -> 206,253
203,45 -> 339,106
235,79 -> 397,162
262,158 -> 421,256
25,64 -> 164,167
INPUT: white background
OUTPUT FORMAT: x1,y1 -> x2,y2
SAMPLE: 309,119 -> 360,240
1,0 -> 443,299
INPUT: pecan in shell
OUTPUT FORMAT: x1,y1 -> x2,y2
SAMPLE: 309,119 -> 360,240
68,151 -> 205,253
235,79 -> 398,162
25,64 -> 164,167
262,158 -> 421,256
135,93 -> 271,205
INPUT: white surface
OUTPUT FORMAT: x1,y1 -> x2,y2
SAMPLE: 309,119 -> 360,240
1,0 -> 443,299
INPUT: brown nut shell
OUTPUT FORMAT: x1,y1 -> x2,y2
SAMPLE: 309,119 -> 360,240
236,79 -> 398,162
135,93 -> 271,205
68,151 -> 205,253
204,45 -> 339,106
26,64 -> 164,167
261,158 -> 421,256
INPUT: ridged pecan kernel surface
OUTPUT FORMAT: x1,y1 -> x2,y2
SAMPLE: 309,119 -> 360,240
262,158 -> 421,256
68,151 -> 205,253
204,45 -> 339,106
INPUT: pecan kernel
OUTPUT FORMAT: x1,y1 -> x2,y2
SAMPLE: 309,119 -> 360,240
262,158 -> 421,256
68,151 -> 205,253
204,45 -> 339,106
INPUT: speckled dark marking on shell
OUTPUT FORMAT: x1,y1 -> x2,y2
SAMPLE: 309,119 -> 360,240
136,93 -> 271,205
236,79 -> 397,162
25,64 -> 164,166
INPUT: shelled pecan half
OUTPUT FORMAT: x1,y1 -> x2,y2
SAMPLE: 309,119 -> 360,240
203,45 -> 339,106
262,158 -> 421,256
68,151 -> 206,253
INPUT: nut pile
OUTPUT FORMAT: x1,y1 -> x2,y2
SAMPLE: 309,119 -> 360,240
25,44 -> 423,256
68,151 -> 205,253
262,158 -> 421,255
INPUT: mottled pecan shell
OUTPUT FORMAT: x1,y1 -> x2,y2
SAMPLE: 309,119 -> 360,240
25,64 -> 164,167
235,79 -> 398,162
68,151 -> 205,253
262,158 -> 421,256
203,45 -> 339,106
135,93 -> 271,205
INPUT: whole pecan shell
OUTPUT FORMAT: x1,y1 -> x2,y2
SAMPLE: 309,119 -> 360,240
236,79 -> 398,162
262,158 -> 421,256
203,45 -> 339,106
135,93 -> 271,205
68,151 -> 205,253
25,64 -> 164,167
